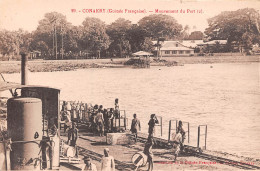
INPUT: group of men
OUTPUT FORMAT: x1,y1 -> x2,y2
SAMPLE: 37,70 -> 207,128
81,113 -> 161,171
89,103 -> 120,137
89,98 -> 120,136
61,101 -> 85,122
61,98 -> 121,137
130,114 -> 186,171
62,100 -> 185,171
129,113 -> 158,171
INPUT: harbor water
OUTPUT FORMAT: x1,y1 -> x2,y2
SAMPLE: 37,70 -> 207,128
2,63 -> 260,159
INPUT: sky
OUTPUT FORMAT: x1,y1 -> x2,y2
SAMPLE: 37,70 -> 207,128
0,0 -> 259,33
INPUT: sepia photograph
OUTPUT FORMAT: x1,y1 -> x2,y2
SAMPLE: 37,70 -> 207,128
0,0 -> 259,170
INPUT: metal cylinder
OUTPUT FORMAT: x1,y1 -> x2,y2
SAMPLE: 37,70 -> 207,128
7,97 -> 42,170
21,53 -> 28,85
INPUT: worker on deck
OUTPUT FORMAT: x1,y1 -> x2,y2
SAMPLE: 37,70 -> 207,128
99,105 -> 104,113
76,102 -> 81,123
114,98 -> 120,118
171,132 -> 183,161
78,102 -> 84,122
91,105 -> 99,135
66,101 -> 72,113
144,136 -> 154,171
101,148 -> 115,171
130,113 -> 141,142
82,156 -> 97,171
103,109 -> 109,134
96,109 -> 104,136
64,111 -> 72,133
71,103 -> 77,123
68,122 -> 78,147
177,120 -> 186,151
62,101 -> 67,111
148,114 -> 159,137
108,108 -> 114,132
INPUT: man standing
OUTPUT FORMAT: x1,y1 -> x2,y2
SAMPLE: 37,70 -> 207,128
64,111 -> 72,133
143,136 -> 154,171
101,148 -> 115,171
148,114 -> 159,137
130,114 -> 141,142
108,108 -> 114,133
82,156 -> 97,171
114,98 -> 120,118
177,120 -> 186,151
68,122 -> 78,147
95,109 -> 104,136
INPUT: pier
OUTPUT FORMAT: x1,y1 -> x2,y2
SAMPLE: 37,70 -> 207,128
59,123 -> 260,170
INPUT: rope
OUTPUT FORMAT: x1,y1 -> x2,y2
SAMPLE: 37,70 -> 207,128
0,138 -> 56,168
0,139 -> 51,144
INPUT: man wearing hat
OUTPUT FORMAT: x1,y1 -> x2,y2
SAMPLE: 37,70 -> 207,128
101,148 -> 115,171
148,114 -> 159,137
82,156 -> 97,171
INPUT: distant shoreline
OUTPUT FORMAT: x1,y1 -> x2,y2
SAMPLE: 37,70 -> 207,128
0,55 -> 259,74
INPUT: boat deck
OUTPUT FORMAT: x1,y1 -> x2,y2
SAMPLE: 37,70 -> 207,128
59,128 -> 256,170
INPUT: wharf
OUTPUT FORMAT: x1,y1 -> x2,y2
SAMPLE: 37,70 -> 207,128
59,128 -> 259,170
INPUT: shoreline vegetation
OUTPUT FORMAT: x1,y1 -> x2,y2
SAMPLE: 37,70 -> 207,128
0,55 -> 259,74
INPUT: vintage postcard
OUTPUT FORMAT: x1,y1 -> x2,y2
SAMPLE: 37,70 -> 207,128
0,0 -> 259,170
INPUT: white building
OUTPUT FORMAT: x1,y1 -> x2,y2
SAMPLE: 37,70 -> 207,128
153,40 -> 202,57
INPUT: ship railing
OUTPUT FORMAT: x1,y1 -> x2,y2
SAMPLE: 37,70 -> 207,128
197,125 -> 207,150
168,119 -> 190,143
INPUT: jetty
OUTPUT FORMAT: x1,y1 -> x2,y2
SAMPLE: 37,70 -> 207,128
58,122 -> 260,170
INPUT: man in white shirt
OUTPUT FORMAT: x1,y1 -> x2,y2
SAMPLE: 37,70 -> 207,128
101,148 -> 115,171
82,156 -> 97,171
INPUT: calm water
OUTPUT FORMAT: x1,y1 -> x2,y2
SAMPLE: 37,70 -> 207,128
2,63 -> 260,158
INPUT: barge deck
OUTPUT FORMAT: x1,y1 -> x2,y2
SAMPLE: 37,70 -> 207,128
59,125 -> 260,170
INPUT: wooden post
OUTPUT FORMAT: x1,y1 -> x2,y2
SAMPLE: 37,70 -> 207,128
124,110 -> 126,130
55,24 -> 58,60
205,125 -> 207,150
188,123 -> 190,143
160,117 -> 162,137
197,126 -> 200,148
21,53 -> 28,85
168,120 -> 171,142
119,111 -> 121,130
61,25 -> 64,60
176,120 -> 178,134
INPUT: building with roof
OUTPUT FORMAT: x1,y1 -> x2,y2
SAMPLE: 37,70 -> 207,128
29,50 -> 41,59
252,43 -> 260,54
179,40 -> 204,48
197,40 -> 228,53
153,41 -> 196,57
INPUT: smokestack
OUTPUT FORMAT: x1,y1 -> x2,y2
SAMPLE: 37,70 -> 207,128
21,53 -> 28,85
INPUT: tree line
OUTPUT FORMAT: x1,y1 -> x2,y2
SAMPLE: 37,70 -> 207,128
205,8 -> 260,53
0,8 -> 259,60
